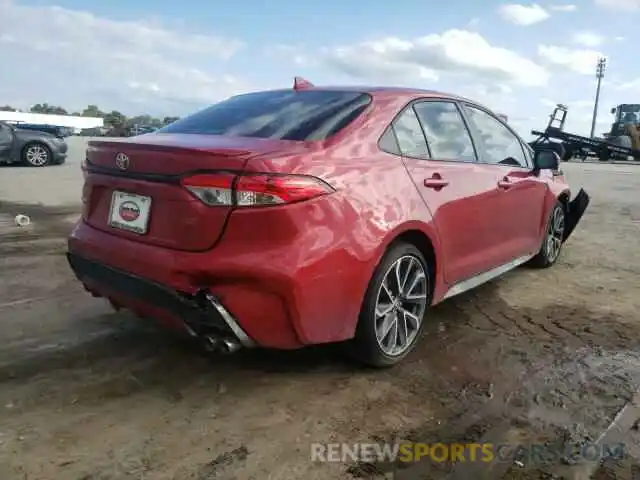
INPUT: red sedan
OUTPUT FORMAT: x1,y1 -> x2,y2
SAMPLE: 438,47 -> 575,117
67,78 -> 589,367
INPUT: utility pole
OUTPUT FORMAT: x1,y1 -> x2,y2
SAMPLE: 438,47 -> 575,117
590,57 -> 607,138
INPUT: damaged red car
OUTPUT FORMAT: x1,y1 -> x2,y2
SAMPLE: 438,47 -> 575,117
67,78 -> 589,367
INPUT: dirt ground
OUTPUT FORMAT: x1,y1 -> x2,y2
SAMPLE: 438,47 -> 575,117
0,160 -> 639,480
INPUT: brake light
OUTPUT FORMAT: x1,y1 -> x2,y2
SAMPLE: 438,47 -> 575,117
181,173 -> 334,207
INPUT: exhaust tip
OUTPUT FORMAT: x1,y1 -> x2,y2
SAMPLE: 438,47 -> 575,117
221,338 -> 241,354
201,336 -> 241,354
202,335 -> 221,352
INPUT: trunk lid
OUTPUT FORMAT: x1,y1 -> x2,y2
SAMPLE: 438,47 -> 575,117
83,134 -> 293,251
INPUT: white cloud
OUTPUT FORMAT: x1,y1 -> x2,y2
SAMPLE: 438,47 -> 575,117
549,4 -> 578,11
498,4 -> 550,26
321,30 -> 550,87
0,0 -> 249,115
538,45 -> 604,75
594,0 -> 640,10
572,32 -> 605,47
456,83 -> 516,115
264,44 -> 310,66
616,78 -> 640,91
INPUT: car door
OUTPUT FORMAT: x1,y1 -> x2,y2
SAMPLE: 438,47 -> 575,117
460,103 -> 547,263
0,123 -> 14,160
392,99 -> 508,286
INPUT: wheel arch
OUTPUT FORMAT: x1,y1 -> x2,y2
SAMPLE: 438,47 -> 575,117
557,189 -> 571,212
369,221 -> 443,305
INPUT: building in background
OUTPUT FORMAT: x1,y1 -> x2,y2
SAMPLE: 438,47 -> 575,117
0,111 -> 103,133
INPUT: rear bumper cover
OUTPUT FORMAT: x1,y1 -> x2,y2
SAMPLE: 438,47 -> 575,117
66,252 -> 255,347
52,152 -> 67,164
563,188 -> 590,241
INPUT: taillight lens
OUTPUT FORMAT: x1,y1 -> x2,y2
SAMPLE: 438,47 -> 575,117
181,173 -> 235,206
181,173 -> 334,207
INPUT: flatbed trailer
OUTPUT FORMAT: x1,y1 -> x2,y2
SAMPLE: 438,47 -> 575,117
529,104 -> 640,161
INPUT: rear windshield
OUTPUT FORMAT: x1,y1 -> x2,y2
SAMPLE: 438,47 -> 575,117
158,90 -> 372,141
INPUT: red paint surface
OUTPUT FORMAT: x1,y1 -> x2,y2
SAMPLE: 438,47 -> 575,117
68,87 -> 574,349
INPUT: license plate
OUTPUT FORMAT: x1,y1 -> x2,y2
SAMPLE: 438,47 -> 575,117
108,191 -> 152,234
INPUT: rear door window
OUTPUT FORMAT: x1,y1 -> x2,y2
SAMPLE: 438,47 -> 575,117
158,90 -> 372,141
412,101 -> 477,162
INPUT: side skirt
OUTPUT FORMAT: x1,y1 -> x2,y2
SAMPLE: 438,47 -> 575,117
441,254 -> 534,301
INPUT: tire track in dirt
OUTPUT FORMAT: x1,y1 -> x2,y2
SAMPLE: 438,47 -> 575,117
346,285 -> 640,479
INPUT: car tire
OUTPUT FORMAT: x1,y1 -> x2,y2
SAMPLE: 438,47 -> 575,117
22,142 -> 51,167
351,242 -> 431,368
529,202 -> 566,269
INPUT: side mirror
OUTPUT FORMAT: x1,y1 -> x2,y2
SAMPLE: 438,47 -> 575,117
533,150 -> 560,172
611,107 -> 616,114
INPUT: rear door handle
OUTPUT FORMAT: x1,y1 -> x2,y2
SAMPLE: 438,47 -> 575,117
497,178 -> 512,189
424,176 -> 449,189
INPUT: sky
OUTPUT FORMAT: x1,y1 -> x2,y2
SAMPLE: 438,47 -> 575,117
1,0 -> 639,138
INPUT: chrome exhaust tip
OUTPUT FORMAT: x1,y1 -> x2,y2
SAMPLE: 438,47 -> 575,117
202,335 -> 221,352
200,335 -> 241,354
220,338 -> 241,354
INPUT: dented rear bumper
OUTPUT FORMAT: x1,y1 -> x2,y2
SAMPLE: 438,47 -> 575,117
563,188 -> 590,242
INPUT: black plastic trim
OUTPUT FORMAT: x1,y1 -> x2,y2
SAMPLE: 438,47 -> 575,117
66,252 -> 232,336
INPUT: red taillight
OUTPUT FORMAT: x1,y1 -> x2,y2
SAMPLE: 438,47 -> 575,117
181,173 -> 235,206
181,172 -> 334,207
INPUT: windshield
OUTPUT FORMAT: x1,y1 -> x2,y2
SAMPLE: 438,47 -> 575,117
614,104 -> 640,124
158,90 -> 372,141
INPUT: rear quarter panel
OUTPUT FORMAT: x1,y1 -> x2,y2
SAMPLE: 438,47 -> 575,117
238,93 -> 445,342
13,131 -> 60,158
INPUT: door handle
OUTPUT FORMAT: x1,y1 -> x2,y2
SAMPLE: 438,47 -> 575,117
497,177 -> 512,189
424,175 -> 449,189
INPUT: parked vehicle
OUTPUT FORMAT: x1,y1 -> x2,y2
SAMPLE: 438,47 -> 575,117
0,121 -> 68,166
79,127 -> 108,137
66,78 -> 590,367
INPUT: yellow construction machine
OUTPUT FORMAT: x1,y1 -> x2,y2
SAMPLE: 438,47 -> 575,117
606,104 -> 640,151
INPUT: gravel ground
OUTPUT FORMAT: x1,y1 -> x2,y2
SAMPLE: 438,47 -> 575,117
0,141 -> 639,480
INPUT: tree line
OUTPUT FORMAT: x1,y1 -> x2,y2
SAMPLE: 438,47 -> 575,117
0,103 -> 180,129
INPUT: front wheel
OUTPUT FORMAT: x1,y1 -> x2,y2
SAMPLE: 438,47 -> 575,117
351,243 -> 431,368
22,143 -> 51,167
529,202 -> 566,268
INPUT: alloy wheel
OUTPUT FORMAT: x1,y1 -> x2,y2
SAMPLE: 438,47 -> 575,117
546,207 -> 565,263
374,255 -> 428,357
25,145 -> 49,166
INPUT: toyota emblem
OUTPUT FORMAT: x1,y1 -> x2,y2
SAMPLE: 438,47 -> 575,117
115,153 -> 130,170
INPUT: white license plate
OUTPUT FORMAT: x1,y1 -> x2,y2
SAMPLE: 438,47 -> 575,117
108,191 -> 152,234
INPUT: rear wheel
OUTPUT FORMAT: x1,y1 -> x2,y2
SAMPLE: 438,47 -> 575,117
22,143 -> 51,167
529,202 -> 566,268
351,243 -> 431,368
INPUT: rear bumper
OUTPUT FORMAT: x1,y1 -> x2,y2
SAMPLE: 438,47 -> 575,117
53,141 -> 68,164
67,198 -> 374,349
67,252 -> 255,347
52,153 -> 67,165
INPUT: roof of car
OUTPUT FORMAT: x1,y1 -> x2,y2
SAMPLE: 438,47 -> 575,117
265,84 -> 476,103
